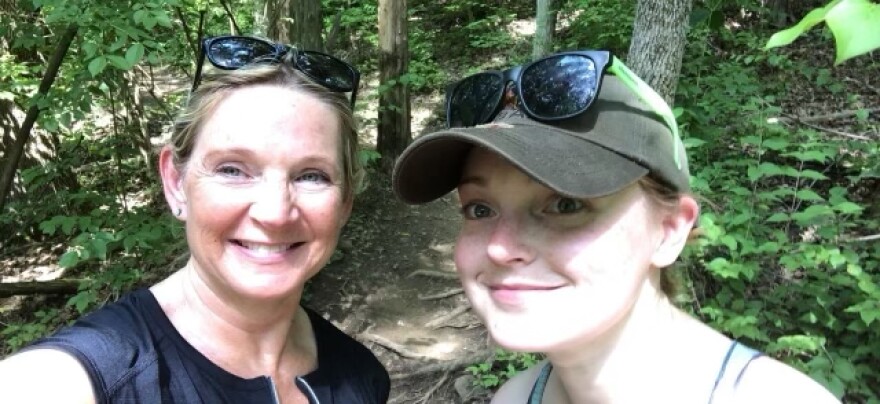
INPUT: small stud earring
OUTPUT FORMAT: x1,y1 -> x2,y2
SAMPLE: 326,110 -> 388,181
175,208 -> 182,217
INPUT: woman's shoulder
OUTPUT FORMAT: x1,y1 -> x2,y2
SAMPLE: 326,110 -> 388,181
491,359 -> 550,404
732,356 -> 840,403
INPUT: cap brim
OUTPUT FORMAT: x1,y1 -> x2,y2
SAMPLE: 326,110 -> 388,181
393,122 -> 648,204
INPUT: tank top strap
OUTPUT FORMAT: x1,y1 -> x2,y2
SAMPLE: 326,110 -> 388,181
708,341 -> 762,404
527,362 -> 553,404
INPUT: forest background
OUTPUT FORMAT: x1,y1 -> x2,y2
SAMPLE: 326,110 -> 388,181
0,0 -> 878,402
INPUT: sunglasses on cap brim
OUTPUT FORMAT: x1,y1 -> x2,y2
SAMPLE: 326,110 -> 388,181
191,35 -> 361,108
445,50 -> 683,169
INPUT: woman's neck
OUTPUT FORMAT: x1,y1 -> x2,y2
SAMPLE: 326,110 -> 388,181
544,276 -> 723,403
150,264 -> 315,379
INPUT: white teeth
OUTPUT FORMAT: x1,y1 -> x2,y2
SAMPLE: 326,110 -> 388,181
238,241 -> 293,255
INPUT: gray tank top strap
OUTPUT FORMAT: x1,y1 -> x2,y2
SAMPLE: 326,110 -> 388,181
527,362 -> 553,404
708,341 -> 762,404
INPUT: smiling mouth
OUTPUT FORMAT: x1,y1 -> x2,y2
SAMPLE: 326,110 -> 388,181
233,240 -> 305,255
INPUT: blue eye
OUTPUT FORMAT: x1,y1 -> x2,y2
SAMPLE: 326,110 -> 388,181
545,197 -> 583,214
217,165 -> 245,177
461,202 -> 495,219
297,171 -> 331,184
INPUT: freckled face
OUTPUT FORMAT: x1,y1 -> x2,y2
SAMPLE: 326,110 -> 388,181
454,149 -> 664,352
170,85 -> 350,302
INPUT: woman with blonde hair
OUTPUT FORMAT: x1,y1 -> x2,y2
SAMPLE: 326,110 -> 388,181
0,35 -> 388,403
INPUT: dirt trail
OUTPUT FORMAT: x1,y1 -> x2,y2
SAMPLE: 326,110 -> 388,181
307,175 -> 491,403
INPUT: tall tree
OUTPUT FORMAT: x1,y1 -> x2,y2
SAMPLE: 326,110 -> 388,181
267,0 -> 290,42
532,0 -> 557,60
626,0 -> 693,104
377,0 -> 410,173
291,0 -> 323,50
0,25 -> 78,211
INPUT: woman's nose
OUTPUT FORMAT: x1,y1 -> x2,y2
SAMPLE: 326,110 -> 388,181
249,179 -> 298,226
486,216 -> 536,268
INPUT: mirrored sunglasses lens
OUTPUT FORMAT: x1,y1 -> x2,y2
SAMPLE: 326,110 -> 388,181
209,38 -> 277,68
296,52 -> 355,91
448,73 -> 504,127
521,55 -> 599,118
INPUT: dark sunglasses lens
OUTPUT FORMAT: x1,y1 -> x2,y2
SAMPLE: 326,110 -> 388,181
296,52 -> 355,91
521,55 -> 600,118
448,73 -> 504,127
208,37 -> 277,69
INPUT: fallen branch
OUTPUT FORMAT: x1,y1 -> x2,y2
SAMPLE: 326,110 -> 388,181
389,350 -> 493,380
0,279 -> 82,298
775,107 -> 880,124
791,120 -> 872,141
360,333 -> 435,360
418,288 -> 464,300
844,233 -> 880,243
407,269 -> 458,280
425,304 -> 470,329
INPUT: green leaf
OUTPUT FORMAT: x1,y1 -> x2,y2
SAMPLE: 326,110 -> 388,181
796,189 -> 825,202
764,1 -> 838,49
833,201 -> 863,214
87,56 -> 107,76
82,42 -> 98,58
762,137 -> 789,151
154,11 -> 173,28
125,43 -> 145,65
107,55 -> 133,70
766,212 -> 789,222
59,250 -> 80,268
825,0 -> 880,64
682,137 -> 706,148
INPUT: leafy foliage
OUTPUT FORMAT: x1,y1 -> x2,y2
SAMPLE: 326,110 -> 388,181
467,349 -> 541,388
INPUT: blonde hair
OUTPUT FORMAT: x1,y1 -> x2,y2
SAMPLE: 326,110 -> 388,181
167,58 -> 364,201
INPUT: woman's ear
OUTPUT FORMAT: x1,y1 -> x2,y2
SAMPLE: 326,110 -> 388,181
158,146 -> 187,220
651,195 -> 699,268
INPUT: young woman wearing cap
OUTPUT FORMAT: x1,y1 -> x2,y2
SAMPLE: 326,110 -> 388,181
393,51 -> 838,403
0,36 -> 388,403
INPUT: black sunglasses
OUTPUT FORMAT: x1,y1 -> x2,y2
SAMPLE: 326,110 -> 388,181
192,35 -> 361,108
445,50 -> 683,168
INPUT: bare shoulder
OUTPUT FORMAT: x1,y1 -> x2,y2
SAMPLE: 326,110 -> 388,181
0,349 -> 96,404
491,359 -> 549,404
733,356 -> 840,403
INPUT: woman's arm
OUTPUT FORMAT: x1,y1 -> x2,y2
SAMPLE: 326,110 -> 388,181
0,349 -> 97,404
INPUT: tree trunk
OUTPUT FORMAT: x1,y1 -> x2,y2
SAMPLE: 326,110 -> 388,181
291,0 -> 323,51
377,0 -> 411,174
267,0 -> 290,42
253,0 -> 268,36
532,0 -> 557,60
0,24 -> 78,212
626,0 -> 692,105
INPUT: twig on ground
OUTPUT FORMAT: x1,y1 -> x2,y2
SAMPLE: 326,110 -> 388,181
844,233 -> 880,243
360,333 -> 434,360
425,304 -> 470,329
774,107 -> 880,124
418,288 -> 464,300
415,371 -> 450,404
407,269 -> 458,280
390,350 -> 493,380
790,120 -> 871,140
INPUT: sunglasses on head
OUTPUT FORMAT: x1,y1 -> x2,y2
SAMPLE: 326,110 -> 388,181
191,35 -> 361,108
445,50 -> 682,168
